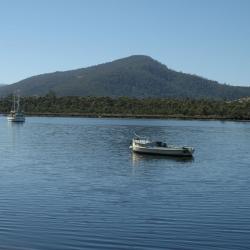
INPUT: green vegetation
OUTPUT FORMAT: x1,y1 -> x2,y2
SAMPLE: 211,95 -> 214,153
1,55 -> 250,100
1,94 -> 250,120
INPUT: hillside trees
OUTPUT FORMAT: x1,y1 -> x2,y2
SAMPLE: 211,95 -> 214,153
0,95 -> 249,120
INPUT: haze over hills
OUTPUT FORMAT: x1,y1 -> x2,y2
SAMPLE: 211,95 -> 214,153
0,55 -> 250,100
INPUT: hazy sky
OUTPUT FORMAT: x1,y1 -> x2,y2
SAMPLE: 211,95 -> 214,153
0,0 -> 249,86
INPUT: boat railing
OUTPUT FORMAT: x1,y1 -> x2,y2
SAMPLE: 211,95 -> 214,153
133,133 -> 150,140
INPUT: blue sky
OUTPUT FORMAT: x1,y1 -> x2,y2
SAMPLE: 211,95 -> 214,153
0,0 -> 249,86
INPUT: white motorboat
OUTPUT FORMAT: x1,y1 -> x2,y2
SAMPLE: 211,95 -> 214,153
7,94 -> 25,122
130,135 -> 194,157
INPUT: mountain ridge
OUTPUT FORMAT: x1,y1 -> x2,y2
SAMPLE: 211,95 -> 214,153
0,55 -> 249,100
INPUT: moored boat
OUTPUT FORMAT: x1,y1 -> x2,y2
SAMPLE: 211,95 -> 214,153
130,135 -> 194,157
7,94 -> 25,122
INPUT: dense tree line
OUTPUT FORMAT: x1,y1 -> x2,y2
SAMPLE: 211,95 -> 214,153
0,94 -> 250,120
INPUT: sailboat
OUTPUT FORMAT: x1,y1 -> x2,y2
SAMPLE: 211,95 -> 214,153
7,94 -> 25,122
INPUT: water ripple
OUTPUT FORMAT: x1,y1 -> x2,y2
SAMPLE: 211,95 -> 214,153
0,117 -> 250,249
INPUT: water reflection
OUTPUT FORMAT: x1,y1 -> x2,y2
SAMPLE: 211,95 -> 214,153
6,121 -> 25,148
7,120 -> 25,128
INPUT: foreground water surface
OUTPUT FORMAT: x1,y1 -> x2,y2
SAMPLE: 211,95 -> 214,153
0,117 -> 249,250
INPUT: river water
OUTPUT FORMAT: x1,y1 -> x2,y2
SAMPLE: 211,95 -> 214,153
0,117 -> 249,249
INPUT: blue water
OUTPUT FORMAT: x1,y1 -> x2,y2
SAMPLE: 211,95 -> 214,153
0,116 -> 250,250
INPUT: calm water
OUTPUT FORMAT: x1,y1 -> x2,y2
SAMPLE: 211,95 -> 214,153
0,116 -> 250,250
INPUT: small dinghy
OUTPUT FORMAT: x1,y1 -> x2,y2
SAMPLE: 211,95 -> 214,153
130,135 -> 194,157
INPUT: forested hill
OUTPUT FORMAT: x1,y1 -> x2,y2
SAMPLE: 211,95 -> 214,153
0,55 -> 250,100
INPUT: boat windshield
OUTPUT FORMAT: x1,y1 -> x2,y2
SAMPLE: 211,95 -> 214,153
133,135 -> 151,145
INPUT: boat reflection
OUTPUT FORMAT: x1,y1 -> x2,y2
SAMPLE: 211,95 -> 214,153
7,120 -> 25,127
131,151 -> 194,166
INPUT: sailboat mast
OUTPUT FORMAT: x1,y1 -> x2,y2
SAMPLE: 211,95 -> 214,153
13,94 -> 16,112
16,95 -> 20,112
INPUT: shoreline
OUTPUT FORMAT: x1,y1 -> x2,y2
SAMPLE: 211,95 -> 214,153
1,112 -> 250,121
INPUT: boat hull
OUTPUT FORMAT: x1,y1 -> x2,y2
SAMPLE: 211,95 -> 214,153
131,145 -> 194,157
7,116 -> 25,122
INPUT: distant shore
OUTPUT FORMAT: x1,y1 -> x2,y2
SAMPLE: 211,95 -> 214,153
2,112 -> 249,121
1,96 -> 250,121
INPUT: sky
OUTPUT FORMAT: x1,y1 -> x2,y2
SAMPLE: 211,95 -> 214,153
0,0 -> 249,86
